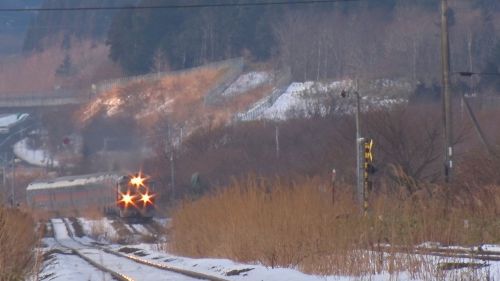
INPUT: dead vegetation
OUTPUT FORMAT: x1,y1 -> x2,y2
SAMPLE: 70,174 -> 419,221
165,101 -> 500,278
0,206 -> 38,280
168,175 -> 500,277
76,64 -> 233,132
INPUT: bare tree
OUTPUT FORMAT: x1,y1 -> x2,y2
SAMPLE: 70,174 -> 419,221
151,48 -> 170,73
365,105 -> 444,189
384,4 -> 440,86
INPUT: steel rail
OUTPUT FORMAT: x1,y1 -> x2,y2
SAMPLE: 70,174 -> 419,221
62,218 -> 230,281
51,220 -> 135,281
375,245 -> 500,262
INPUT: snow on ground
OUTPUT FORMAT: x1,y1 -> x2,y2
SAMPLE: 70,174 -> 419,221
112,243 -> 500,281
222,71 -> 272,97
131,224 -> 151,236
37,218 -> 500,281
154,217 -> 172,228
238,79 -> 410,121
37,250 -> 114,281
260,80 -> 352,120
78,217 -> 119,242
45,219 -> 197,281
13,138 -> 59,167
51,218 -> 69,240
110,243 -> 341,281
484,245 -> 500,252
27,173 -> 118,191
124,223 -> 135,233
0,113 -> 28,130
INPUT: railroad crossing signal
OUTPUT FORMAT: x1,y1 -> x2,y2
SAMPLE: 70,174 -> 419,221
363,138 -> 375,216
364,138 -> 373,164
364,139 -> 375,175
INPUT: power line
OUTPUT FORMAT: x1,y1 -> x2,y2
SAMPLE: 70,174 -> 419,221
0,0 -> 361,12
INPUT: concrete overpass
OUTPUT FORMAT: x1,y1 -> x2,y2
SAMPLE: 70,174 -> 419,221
0,91 -> 87,111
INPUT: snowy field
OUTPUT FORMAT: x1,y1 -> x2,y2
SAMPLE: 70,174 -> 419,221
33,217 -> 500,281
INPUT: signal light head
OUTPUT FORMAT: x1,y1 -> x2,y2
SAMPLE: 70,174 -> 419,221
364,138 -> 374,163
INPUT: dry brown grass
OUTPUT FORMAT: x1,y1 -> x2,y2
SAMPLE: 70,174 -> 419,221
168,176 -> 500,277
0,206 -> 38,280
76,65 -> 231,133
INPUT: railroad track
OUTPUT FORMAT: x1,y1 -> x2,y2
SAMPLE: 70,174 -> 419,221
51,219 -> 132,281
53,218 -> 229,281
376,244 -> 500,262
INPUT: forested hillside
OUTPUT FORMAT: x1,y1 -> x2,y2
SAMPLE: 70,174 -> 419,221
0,0 -> 41,54
104,0 -> 500,93
22,0 -> 137,52
22,0 -> 500,93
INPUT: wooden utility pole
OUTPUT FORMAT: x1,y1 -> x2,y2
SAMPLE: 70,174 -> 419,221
440,0 -> 453,183
331,168 -> 336,206
275,125 -> 280,159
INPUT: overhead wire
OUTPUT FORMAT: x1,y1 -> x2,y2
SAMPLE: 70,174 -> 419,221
0,0 -> 361,12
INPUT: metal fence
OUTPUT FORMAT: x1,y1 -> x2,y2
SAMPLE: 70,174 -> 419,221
203,58 -> 244,105
95,57 -> 244,94
234,67 -> 292,122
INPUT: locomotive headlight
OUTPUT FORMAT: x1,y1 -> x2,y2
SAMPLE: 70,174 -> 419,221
118,191 -> 136,208
130,175 -> 145,187
140,191 -> 154,207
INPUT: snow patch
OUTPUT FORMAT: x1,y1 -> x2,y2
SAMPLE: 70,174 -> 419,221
0,113 -> 29,130
78,217 -> 119,242
13,138 -> 59,167
239,79 -> 409,121
51,218 -> 69,240
260,80 -> 352,120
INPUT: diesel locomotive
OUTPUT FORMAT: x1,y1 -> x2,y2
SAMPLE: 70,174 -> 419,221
26,172 -> 156,220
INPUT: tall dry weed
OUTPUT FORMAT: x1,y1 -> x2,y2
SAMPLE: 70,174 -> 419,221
0,206 -> 37,280
168,176 -> 500,277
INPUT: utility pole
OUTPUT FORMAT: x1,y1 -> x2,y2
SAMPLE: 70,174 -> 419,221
166,126 -> 175,201
275,125 -> 280,159
341,88 -> 364,210
355,92 -> 364,208
441,0 -> 453,183
170,149 -> 175,200
11,155 -> 15,207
